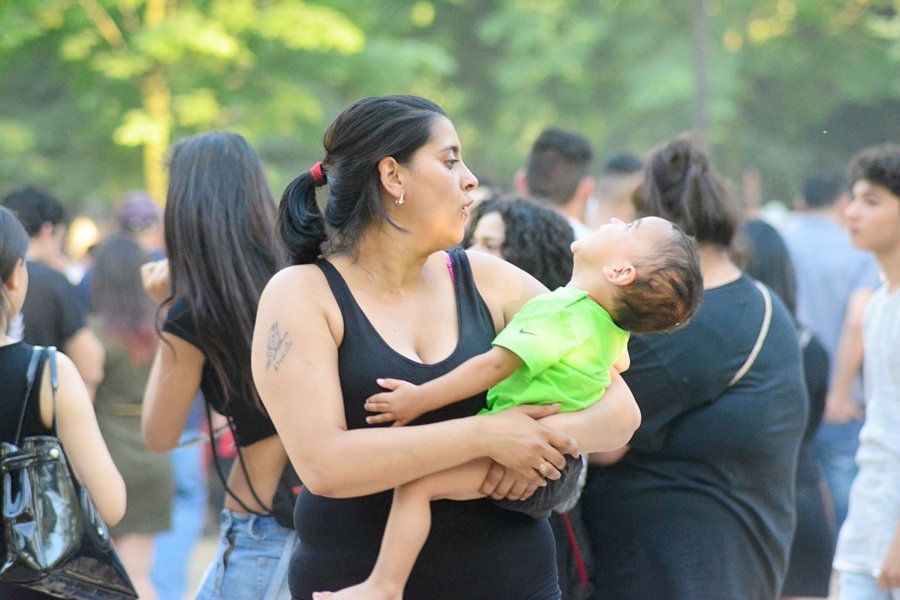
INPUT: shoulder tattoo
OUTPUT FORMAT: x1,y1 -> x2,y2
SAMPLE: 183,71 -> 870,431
266,321 -> 293,372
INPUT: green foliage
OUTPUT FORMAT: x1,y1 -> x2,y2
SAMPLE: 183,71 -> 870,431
0,0 -> 899,210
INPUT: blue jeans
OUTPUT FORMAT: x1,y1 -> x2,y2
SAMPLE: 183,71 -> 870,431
839,571 -> 900,600
195,510 -> 298,600
812,420 -> 862,531
151,443 -> 208,600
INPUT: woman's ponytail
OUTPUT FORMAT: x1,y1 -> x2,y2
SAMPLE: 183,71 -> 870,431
278,170 -> 327,265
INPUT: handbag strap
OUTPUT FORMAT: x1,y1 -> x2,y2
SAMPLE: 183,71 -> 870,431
12,346 -> 61,444
12,345 -> 45,445
728,281 -> 773,388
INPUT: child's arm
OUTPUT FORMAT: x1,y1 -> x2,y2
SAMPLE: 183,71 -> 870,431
613,347 -> 630,372
365,346 -> 523,426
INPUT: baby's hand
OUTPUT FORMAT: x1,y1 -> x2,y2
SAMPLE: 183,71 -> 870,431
364,378 -> 425,426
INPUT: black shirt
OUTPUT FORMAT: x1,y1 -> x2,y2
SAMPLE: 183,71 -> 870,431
20,260 -> 85,347
1,342 -> 60,600
290,249 -> 559,600
163,298 -> 276,446
583,275 -> 807,600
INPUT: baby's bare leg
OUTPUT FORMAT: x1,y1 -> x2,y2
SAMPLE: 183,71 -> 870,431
312,458 -> 493,600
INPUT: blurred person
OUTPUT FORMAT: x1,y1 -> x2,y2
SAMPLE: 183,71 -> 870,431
516,126 -> 595,239
0,205 -> 126,600
583,135 -> 808,600
464,197 -> 575,291
741,218 -> 835,599
78,190 -> 165,312
833,143 -> 900,600
584,153 -> 642,229
150,394 -> 209,600
90,235 -> 174,600
2,186 -> 104,395
782,171 -> 882,531
251,94 -> 640,600
141,130 -> 298,600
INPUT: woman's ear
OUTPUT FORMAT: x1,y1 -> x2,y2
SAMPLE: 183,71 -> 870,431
4,259 -> 25,294
602,263 -> 637,287
377,156 -> 404,201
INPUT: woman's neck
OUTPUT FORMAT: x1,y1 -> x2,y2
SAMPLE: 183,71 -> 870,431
698,244 -> 742,290
333,227 -> 434,294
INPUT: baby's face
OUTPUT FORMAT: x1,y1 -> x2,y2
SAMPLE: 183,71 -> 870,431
572,216 -> 671,265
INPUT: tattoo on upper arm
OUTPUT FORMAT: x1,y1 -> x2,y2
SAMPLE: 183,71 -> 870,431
266,321 -> 293,372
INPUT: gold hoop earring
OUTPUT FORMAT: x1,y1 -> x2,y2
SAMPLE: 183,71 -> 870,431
395,194 -> 405,206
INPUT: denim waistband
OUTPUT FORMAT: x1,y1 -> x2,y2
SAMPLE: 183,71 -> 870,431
219,508 -> 291,539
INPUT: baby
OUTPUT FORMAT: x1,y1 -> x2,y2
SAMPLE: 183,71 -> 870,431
314,216 -> 703,600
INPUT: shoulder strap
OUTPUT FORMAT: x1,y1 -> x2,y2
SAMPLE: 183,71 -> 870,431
47,346 -> 60,435
204,400 -> 272,517
728,281 -> 772,388
12,345 -> 46,445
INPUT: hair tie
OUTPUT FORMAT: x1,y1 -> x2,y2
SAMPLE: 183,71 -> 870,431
310,161 -> 326,186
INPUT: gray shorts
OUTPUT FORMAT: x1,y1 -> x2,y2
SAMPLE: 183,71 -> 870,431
494,454 -> 585,520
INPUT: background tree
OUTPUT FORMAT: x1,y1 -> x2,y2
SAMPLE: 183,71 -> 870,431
1,0 -> 898,211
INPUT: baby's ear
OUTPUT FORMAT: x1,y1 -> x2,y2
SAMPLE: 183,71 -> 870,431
602,264 -> 637,287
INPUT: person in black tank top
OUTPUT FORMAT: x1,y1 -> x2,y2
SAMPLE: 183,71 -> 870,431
0,206 -> 126,599
251,96 -> 640,600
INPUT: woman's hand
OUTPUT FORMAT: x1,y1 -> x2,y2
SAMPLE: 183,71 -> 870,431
140,259 -> 171,305
483,404 -> 577,485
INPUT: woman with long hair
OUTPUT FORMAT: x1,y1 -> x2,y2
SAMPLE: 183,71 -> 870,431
141,131 -> 294,600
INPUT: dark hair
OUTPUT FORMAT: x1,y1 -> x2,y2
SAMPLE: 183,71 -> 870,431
847,143 -> 900,198
91,236 -> 158,365
164,130 -> 284,409
525,127 -> 594,207
633,135 -> 738,249
610,221 -> 703,334
0,206 -> 29,331
279,95 -> 448,265
739,219 -> 797,315
802,172 -> 846,209
1,186 -> 67,237
600,153 -> 643,175
463,197 -> 574,290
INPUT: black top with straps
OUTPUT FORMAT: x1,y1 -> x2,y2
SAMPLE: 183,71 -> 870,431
164,298 -> 276,446
1,341 -> 60,600
288,248 -> 559,600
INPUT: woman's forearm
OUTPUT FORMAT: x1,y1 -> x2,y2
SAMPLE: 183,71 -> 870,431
538,370 -> 640,453
299,405 -> 571,498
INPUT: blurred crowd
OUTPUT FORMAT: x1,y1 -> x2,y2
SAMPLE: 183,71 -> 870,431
1,96 -> 899,600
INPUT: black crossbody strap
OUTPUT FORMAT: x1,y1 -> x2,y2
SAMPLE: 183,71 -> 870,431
204,400 -> 272,517
12,345 -> 45,445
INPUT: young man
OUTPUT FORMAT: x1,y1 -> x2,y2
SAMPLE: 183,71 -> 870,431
832,143 -> 900,599
2,186 -> 104,394
516,127 -> 596,240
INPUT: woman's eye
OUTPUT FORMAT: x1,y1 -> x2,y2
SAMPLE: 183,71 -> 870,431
446,159 -> 459,169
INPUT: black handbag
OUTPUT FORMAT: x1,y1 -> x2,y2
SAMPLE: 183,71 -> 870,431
1,346 -> 138,600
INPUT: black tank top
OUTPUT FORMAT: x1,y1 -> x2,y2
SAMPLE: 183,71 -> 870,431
1,342 -> 62,600
289,248 -> 559,600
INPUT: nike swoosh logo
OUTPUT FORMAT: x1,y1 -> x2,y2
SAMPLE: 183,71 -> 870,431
519,328 -> 538,336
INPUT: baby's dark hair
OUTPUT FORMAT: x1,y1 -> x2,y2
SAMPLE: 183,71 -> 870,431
609,221 -> 703,334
